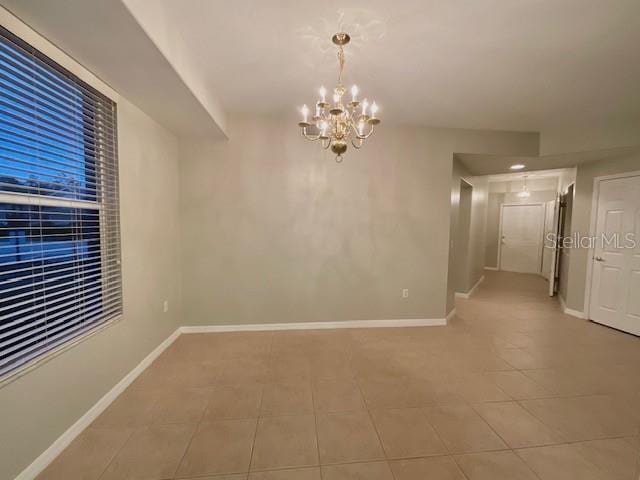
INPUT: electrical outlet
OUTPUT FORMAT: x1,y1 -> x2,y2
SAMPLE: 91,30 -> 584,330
402,289 -> 409,298
163,300 -> 169,313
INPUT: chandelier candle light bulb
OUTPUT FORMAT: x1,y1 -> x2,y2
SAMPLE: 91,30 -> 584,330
300,104 -> 309,125
320,120 -> 328,137
371,102 -> 378,117
297,31 -> 382,162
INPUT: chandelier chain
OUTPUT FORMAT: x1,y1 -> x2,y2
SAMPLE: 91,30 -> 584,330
337,45 -> 345,86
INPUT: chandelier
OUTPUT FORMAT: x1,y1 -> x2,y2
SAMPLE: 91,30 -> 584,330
517,175 -> 531,198
298,32 -> 381,163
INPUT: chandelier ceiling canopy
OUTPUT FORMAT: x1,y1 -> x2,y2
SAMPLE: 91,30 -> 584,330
298,32 -> 381,163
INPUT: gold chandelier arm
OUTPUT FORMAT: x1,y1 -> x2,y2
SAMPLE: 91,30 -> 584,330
301,127 -> 321,141
322,138 -> 332,149
350,122 -> 375,140
351,137 -> 363,149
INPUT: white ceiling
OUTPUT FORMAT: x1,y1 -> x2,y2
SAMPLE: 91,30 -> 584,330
160,0 -> 640,132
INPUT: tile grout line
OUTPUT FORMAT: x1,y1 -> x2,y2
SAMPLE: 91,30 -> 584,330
462,392 -> 639,479
93,390 -> 163,480
246,331 -> 275,475
450,402 -> 546,480
477,400 -> 524,448
352,373 -> 397,479
95,427 -> 136,480
414,404 -> 474,480
511,440 -> 637,480
513,397 -> 575,443
170,362 -> 221,479
309,358 -> 323,479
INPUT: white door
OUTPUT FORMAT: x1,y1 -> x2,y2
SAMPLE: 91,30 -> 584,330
500,204 -> 544,273
589,175 -> 640,335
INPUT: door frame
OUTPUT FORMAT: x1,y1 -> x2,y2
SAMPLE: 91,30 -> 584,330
546,195 -> 560,295
498,202 -> 546,273
542,198 -> 557,283
584,170 -> 640,319
552,182 -> 575,297
460,177 -> 474,188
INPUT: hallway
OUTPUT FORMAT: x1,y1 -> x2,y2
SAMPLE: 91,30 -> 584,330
39,272 -> 640,480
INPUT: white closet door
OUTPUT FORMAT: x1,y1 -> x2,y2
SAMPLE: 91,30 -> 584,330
500,204 -> 544,274
589,175 -> 640,335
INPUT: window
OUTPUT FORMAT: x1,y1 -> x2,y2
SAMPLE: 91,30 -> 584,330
0,27 -> 122,378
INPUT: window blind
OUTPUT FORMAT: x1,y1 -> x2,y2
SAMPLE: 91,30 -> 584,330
0,26 -> 122,378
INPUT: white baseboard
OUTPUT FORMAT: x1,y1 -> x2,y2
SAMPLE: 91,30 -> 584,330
455,275 -> 485,299
16,328 -> 181,480
558,295 -> 586,319
564,307 -> 586,319
484,266 -> 499,271
181,318 -> 447,333
446,308 -> 457,321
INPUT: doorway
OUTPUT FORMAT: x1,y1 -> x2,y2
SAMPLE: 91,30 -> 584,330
499,203 -> 545,273
588,173 -> 640,335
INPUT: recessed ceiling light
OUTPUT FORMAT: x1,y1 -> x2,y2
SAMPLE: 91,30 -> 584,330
510,164 -> 525,170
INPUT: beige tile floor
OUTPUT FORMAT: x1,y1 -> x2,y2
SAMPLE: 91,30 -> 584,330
38,272 -> 640,479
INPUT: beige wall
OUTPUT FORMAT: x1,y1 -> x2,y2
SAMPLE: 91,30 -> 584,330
540,122 -> 640,155
180,116 -> 538,324
564,152 -> 640,312
0,99 -> 183,480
